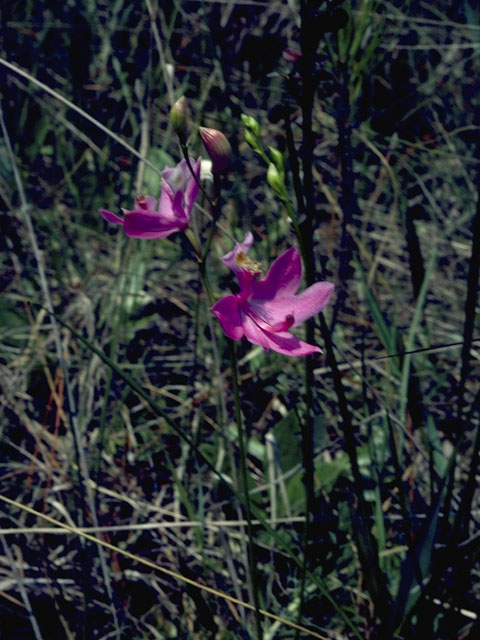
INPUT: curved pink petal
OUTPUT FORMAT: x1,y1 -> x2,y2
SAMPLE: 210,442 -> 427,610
247,296 -> 294,329
161,159 -> 190,191
211,296 -> 244,340
171,189 -> 189,223
221,232 -> 254,273
157,185 -> 178,222
251,281 -> 334,328
100,209 -> 124,225
157,158 -> 200,223
290,281 -> 334,326
250,246 -> 301,300
242,315 -> 320,356
124,211 -> 184,239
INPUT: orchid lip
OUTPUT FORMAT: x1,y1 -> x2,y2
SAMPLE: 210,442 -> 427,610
247,309 -> 295,333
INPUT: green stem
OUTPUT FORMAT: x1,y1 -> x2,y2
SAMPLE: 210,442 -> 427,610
282,194 -> 308,262
319,313 -> 392,633
283,112 -> 305,219
185,228 -> 216,306
180,141 -> 215,205
195,219 -> 261,636
191,214 -> 261,636
189,175 -> 263,634
227,338 -> 263,640
202,175 -> 221,261
281,10 -> 317,627
199,260 -> 215,307
273,154 -> 314,640
278,91 -> 317,636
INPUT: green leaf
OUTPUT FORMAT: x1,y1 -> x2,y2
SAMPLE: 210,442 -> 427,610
355,259 -> 398,367
315,454 -> 350,490
272,410 -> 302,472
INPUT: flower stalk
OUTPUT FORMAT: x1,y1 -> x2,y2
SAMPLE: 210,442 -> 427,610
227,337 -> 263,640
180,141 -> 216,206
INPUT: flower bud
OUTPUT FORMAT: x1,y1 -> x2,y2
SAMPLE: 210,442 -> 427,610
267,162 -> 285,197
268,147 -> 284,172
199,126 -> 232,174
240,113 -> 260,136
244,129 -> 258,150
170,97 -> 188,142
282,48 -> 302,63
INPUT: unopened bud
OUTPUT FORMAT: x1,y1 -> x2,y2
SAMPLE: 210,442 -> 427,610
244,129 -> 258,150
283,48 -> 302,63
199,127 -> 232,174
267,163 -> 285,196
170,97 -> 188,142
241,113 -> 260,136
268,147 -> 284,172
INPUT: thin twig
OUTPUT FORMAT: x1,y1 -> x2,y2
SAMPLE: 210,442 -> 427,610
227,338 -> 263,640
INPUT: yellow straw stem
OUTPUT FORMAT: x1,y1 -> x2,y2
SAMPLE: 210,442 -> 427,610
0,493 -> 332,639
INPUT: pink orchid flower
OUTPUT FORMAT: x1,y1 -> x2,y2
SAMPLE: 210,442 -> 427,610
99,158 -> 201,239
212,233 -> 334,356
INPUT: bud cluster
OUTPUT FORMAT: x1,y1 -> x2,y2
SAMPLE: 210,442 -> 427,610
169,96 -> 232,175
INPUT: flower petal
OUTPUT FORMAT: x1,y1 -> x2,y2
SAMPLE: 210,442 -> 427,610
250,246 -> 301,300
221,232 -> 254,273
291,281 -> 335,326
157,158 -> 200,223
157,184 -> 180,222
171,189 -> 189,222
252,282 -> 334,328
161,159 -> 190,192
124,210 -> 183,239
100,209 -> 124,225
211,296 -> 244,340
247,295 -> 294,329
242,315 -> 320,356
251,310 -> 294,333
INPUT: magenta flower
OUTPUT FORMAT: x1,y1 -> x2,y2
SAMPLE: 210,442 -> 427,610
212,234 -> 334,356
100,158 -> 201,239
